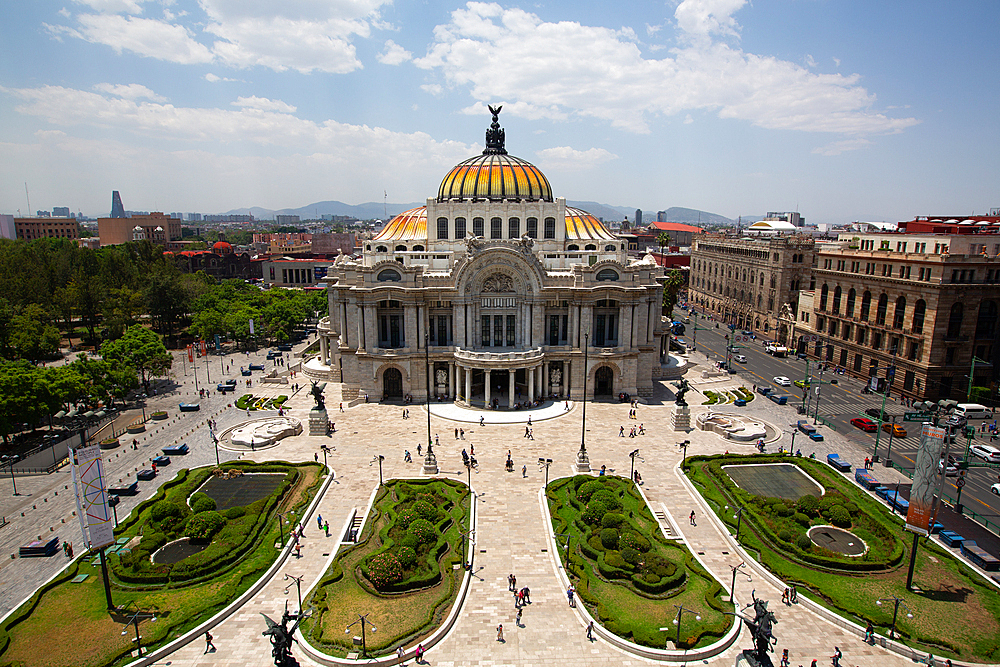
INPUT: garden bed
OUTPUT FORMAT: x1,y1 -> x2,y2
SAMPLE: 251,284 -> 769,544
547,475 -> 732,649
303,479 -> 469,657
0,460 -> 324,667
686,454 -> 1000,661
235,394 -> 289,411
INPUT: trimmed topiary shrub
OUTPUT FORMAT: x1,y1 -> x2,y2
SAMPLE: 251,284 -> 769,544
191,492 -> 217,514
396,546 -> 417,568
620,546 -> 640,565
224,506 -> 246,520
778,529 -> 793,542
600,528 -> 619,549
792,512 -> 811,526
368,552 -> 404,588
827,505 -> 852,528
591,489 -> 622,512
796,534 -> 813,551
412,500 -> 437,522
577,480 -> 606,503
185,511 -> 226,540
397,509 -> 417,529
408,519 -> 437,545
797,494 -> 821,516
604,551 -> 627,569
773,503 -> 793,517
620,531 -> 650,553
582,500 -> 609,525
602,512 -> 626,529
150,500 -> 185,522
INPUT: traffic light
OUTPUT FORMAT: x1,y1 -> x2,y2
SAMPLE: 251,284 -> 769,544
958,461 -> 970,471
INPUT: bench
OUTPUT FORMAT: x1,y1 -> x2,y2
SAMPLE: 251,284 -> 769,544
162,444 -> 189,455
939,530 -> 965,548
827,453 -> 851,472
108,481 -> 139,496
19,537 -> 60,557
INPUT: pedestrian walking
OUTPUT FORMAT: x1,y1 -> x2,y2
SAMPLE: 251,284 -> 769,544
865,621 -> 874,644
460,428 -> 465,439
781,649 -> 790,667
405,450 -> 412,463
315,453 -> 319,462
515,607 -> 523,626
690,510 -> 696,525
205,631 -> 215,653
317,514 -> 323,530
620,425 -> 625,436
527,428 -> 533,440
522,586 -> 530,603
586,620 -> 594,641
831,646 -> 842,667
497,624 -> 504,642
295,543 -> 302,558
340,402 -> 344,412
522,464 -> 527,477
417,444 -> 422,456
470,444 -> 474,455
638,423 -> 645,435
508,573 -> 515,591
397,646 -> 405,664
524,426 -> 530,438
323,521 -> 330,537
480,415 -> 485,426
455,427 -> 459,439
567,585 -> 575,607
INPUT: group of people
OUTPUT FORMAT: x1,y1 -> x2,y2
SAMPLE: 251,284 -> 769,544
781,585 -> 798,604
618,424 -> 645,438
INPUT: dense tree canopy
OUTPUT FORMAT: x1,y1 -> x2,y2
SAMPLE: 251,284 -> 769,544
101,325 -> 172,393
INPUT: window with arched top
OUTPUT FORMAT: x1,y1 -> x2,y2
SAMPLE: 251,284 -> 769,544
526,217 -> 538,238
912,299 -> 926,333
947,302 -> 964,338
585,244 -> 597,250
567,244 -> 579,251
860,291 -> 872,320
604,244 -> 616,251
366,245 -> 372,251
846,288 -> 856,317
395,244 -> 407,252
544,217 -> 556,239
436,217 -> 448,240
375,245 -> 388,253
596,268 -> 619,281
875,293 -> 888,325
976,301 -> 997,339
819,284 -> 829,310
490,217 -> 502,239
377,269 -> 401,282
412,245 -> 424,251
472,217 -> 484,236
508,217 -> 520,238
893,296 -> 906,329
832,286 -> 842,314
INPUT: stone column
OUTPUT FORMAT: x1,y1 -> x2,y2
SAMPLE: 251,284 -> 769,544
320,335 -> 328,365
448,362 -> 455,399
619,303 -> 633,350
569,304 -> 578,348
356,300 -> 365,351
508,371 -> 515,408
542,362 -> 548,395
564,360 -> 570,397
528,364 -> 535,402
485,369 -> 491,406
465,367 -> 472,405
364,304 -> 377,353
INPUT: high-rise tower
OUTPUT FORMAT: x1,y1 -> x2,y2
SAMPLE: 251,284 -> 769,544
110,191 -> 126,218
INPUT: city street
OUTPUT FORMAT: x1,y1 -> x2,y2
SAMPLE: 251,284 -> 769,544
683,315 -> 1000,531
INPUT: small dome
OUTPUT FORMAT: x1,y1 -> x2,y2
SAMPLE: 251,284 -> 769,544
373,207 -> 427,241
565,207 -> 615,241
213,241 -> 233,253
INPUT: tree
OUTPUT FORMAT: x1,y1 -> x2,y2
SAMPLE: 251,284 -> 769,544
661,269 -> 685,317
0,361 -> 45,444
144,266 -> 190,345
68,265 -> 105,346
657,232 -> 671,255
10,304 -> 61,362
101,325 -> 172,394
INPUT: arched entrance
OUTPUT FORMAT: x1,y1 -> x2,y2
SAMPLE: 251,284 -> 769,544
595,366 -> 613,396
383,367 -> 402,399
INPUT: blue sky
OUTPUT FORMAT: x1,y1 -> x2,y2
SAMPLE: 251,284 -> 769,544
1,0 -> 998,223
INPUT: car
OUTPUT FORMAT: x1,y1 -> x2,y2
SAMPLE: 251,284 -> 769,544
851,417 -> 878,432
773,376 -> 791,387
864,408 -> 884,420
734,354 -> 747,363
796,352 -> 808,360
970,444 -> 1000,463
938,460 -> 959,476
277,343 -> 293,351
734,398 -> 747,407
742,330 -> 753,335
991,483 -> 1000,496
266,350 -> 282,360
224,378 -> 237,386
794,379 -> 809,388
881,422 -> 907,438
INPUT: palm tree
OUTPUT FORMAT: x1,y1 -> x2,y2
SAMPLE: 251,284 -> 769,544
657,232 -> 671,255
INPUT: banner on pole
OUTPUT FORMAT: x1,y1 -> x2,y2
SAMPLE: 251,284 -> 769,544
187,344 -> 194,363
71,444 -> 114,549
200,340 -> 208,356
905,423 -> 945,535
249,318 -> 255,335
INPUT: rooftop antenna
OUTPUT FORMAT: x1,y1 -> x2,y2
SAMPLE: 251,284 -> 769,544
384,190 -> 387,220
24,183 -> 30,215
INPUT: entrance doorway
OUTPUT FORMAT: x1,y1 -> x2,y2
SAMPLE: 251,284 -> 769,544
383,367 -> 402,399
594,366 -> 613,396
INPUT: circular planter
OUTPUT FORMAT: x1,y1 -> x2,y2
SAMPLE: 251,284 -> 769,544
99,437 -> 120,450
126,422 -> 146,434
151,411 -> 168,421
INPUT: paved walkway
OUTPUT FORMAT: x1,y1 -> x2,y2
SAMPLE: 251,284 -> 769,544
4,349 -> 944,666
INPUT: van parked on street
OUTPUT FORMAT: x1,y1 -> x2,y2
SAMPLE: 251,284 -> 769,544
955,403 -> 993,419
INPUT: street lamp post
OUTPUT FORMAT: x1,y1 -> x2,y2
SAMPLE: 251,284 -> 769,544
276,511 -> 289,548
346,613 -> 377,657
678,440 -> 690,464
581,332 -> 589,455
728,505 -> 746,541
320,444 -> 331,470
425,334 -> 432,450
120,606 -> 157,658
538,458 -> 553,487
668,604 -> 701,648
210,428 -> 220,466
729,562 -> 750,603
371,455 -> 384,486
459,528 -> 475,570
284,573 -> 304,616
876,596 -> 913,640
788,430 -> 797,456
813,365 -> 825,425
629,449 -> 641,482
2,457 -> 19,496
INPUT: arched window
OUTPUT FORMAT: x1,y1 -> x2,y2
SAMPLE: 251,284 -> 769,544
508,217 -> 520,238
948,302 -> 964,338
596,268 -> 619,281
760,274 -> 764,286
436,217 -> 448,240
584,244 -> 597,250
860,291 -> 872,321
395,244 -> 407,252
604,244 -> 616,251
893,296 -> 906,329
544,217 -> 556,239
912,299 -> 926,333
846,288 -> 856,317
377,269 -> 401,282
976,301 -> 997,338
832,286 -> 842,314
472,217 -> 484,236
770,275 -> 776,288
819,284 -> 829,310
366,244 -> 372,251
412,245 -> 425,251
490,217 -> 502,239
875,294 -> 888,325
526,217 -> 538,238
375,245 -> 388,253
567,244 -> 579,251
455,217 -> 466,239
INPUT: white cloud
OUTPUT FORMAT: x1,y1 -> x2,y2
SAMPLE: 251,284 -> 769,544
93,82 -> 166,101
204,72 -> 240,82
67,13 -> 213,64
804,54 -> 817,68
421,83 -> 443,96
377,40 -> 411,66
535,146 -> 618,171
812,138 -> 872,156
71,0 -> 149,13
684,114 -> 694,124
416,1 -> 918,143
232,96 -> 297,113
833,57 -> 841,68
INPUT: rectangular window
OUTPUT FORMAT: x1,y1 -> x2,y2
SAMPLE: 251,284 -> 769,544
907,340 -> 918,361
437,217 -> 448,240
491,217 -> 502,239
842,323 -> 851,340
473,217 -> 484,237
506,315 -> 515,346
561,314 -> 568,343
389,315 -> 401,348
494,316 -> 504,347
454,217 -> 466,239
903,370 -> 914,390
839,349 -> 848,367
594,314 -> 606,346
945,347 -> 955,364
872,331 -> 882,350
853,353 -> 863,372
438,315 -> 448,346
509,217 -> 520,238
609,314 -> 618,345
544,217 -> 556,239
549,315 -> 560,346
481,315 -> 490,347
526,217 -> 538,238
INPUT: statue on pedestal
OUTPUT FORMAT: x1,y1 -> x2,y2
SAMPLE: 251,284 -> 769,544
261,604 -> 303,667
735,591 -> 778,667
674,379 -> 690,407
310,381 -> 326,410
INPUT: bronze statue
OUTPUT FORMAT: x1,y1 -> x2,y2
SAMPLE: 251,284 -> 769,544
674,378 -> 690,406
310,381 -> 326,410
740,590 -> 777,667
261,604 -> 303,666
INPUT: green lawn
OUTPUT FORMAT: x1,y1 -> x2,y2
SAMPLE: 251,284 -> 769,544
302,478 -> 469,657
547,475 -> 733,649
687,454 -> 1000,661
0,461 -> 324,667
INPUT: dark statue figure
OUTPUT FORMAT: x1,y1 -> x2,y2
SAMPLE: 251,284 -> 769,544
738,590 -> 778,667
310,381 -> 326,410
484,104 -> 507,155
261,605 -> 303,667
674,378 -> 690,406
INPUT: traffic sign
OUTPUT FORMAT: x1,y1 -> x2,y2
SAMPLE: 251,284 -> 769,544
956,477 -> 966,489
903,412 -> 926,422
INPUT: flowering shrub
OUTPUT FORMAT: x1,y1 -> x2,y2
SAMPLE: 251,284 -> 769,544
367,552 -> 404,588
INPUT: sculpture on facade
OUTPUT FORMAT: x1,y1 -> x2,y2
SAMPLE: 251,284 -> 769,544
261,605 -> 302,667
482,272 -> 515,293
466,234 -> 484,255
549,367 -> 562,388
674,378 -> 690,406
519,233 -> 534,253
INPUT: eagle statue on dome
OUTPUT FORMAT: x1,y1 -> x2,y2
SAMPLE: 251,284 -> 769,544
484,104 -> 506,155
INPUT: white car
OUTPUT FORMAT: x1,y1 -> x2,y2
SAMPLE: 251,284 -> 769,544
734,354 -> 747,363
772,376 -> 792,387
991,483 -> 1000,497
938,459 -> 959,476
970,444 -> 1000,463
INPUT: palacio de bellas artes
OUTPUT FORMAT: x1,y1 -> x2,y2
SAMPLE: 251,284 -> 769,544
313,108 -> 669,407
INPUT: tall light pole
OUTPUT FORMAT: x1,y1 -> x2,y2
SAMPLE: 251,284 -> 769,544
629,449 -> 641,482
728,505 -> 746,541
284,574 -> 304,616
425,334 -> 432,450
320,444 -> 331,470
538,457 -> 553,487
371,454 -> 384,486
580,332 -> 589,455
2,456 -> 19,496
729,562 -> 750,603
876,595 -> 913,640
120,605 -> 156,657
813,364 -> 825,425
678,439 -> 690,464
346,613 -> 377,657
669,604 -> 701,648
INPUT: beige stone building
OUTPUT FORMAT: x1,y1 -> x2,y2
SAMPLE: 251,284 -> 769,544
98,212 -> 181,246
788,233 -> 1000,399
309,110 -> 667,404
688,234 -> 817,339
14,216 -> 79,241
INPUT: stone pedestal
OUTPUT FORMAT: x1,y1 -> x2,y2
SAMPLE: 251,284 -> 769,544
671,404 -> 691,431
575,447 -> 591,473
422,450 -> 439,475
309,407 -> 329,436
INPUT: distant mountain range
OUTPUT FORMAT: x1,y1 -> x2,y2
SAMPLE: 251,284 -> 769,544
225,200 -> 736,227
